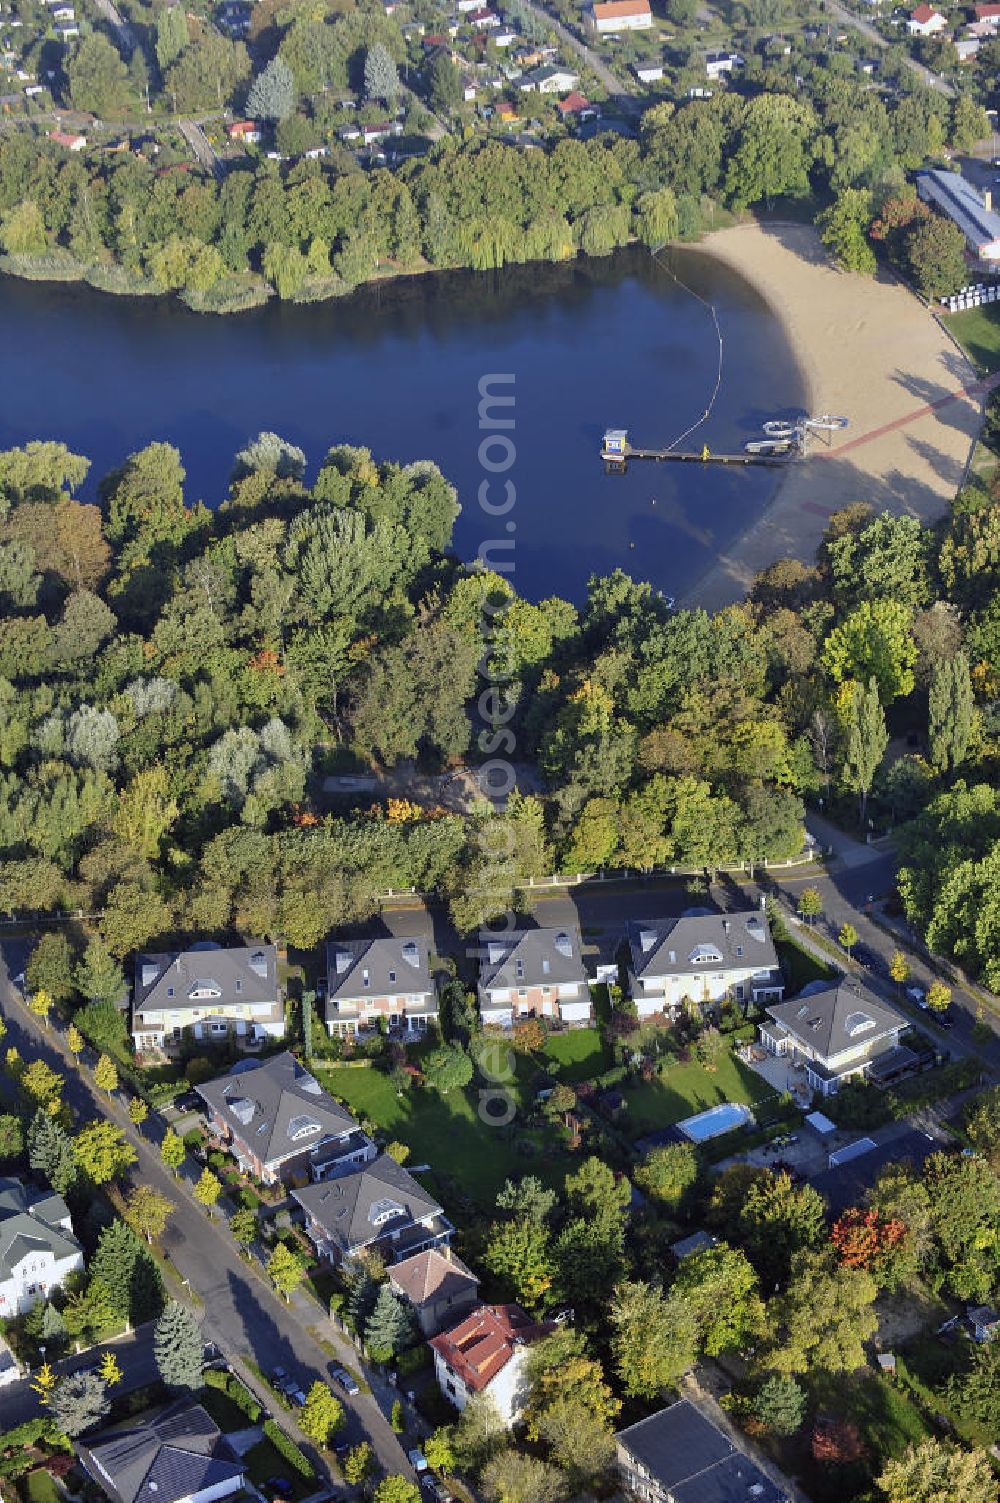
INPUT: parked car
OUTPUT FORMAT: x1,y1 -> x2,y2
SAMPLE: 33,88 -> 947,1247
422,1480 -> 455,1502
330,1366 -> 360,1396
408,1448 -> 429,1473
906,985 -> 928,1008
853,943 -> 882,972
935,1009 -> 955,1030
266,1479 -> 293,1498
289,1388 -> 307,1407
270,1366 -> 288,1387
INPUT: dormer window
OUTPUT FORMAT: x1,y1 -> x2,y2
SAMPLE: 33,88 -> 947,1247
288,1115 -> 322,1141
689,945 -> 723,966
369,1197 -> 406,1228
188,980 -> 222,1000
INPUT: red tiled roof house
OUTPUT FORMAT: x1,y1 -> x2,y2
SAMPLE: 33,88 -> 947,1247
429,1304 -> 557,1424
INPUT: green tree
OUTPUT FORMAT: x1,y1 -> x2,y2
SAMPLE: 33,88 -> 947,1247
373,1480 -> 421,1503
68,34 -> 132,115
155,5 -> 188,71
738,1170 -> 826,1286
429,52 -> 461,114
267,1242 -> 306,1300
877,1440 -> 998,1503
496,1176 -> 557,1225
364,1284 -> 414,1360
161,1129 -> 186,1177
28,989 -> 53,1029
230,1207 -> 258,1254
423,1431 -> 456,1474
153,1300 -> 203,1390
73,1122 -> 135,1185
28,1111 -> 76,1194
124,1185 -> 173,1245
481,1450 -> 568,1503
90,1221 -> 164,1324
26,934 -> 75,1004
839,922 -> 858,959
364,42 -> 398,102
753,1374 -> 807,1436
66,1025 -> 85,1066
889,950 -> 910,992
843,677 -> 889,825
609,1280 -> 699,1398
926,979 -> 951,1013
193,1168 -> 222,1215
0,200 -> 48,255
128,1097 -> 148,1126
484,1219 -> 555,1312
797,887 -> 823,925
343,1443 -> 374,1485
94,1053 -> 118,1096
725,94 -> 817,208
0,1113 -> 23,1162
422,1044 -> 473,1094
905,214 -> 968,300
928,652 -> 974,774
633,1142 -> 699,1211
824,601 -> 917,703
22,1058 -> 62,1110
74,938 -> 125,1007
300,1381 -> 345,1446
769,1250 -> 878,1374
673,1242 -> 765,1355
49,1370 -> 110,1437
246,56 -> 295,122
817,189 -> 876,275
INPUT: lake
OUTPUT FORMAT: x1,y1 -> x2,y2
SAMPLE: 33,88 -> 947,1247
0,244 -> 805,604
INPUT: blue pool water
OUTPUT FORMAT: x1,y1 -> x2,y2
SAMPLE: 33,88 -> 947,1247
678,1102 -> 755,1143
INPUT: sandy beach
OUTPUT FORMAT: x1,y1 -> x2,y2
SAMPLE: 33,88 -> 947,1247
682,221 -> 984,610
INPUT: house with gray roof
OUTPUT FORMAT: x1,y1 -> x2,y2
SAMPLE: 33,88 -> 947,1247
196,1051 -> 374,1186
917,170 -> 1000,266
77,1401 -> 245,1503
0,1176 -> 83,1317
616,1399 -> 785,1503
132,942 -> 283,1055
389,1246 -> 480,1337
324,936 -> 438,1038
292,1153 -> 453,1265
477,926 -> 590,1028
760,980 -> 909,1097
626,909 -> 783,1019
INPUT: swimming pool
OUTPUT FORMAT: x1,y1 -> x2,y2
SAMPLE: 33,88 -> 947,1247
677,1102 -> 755,1143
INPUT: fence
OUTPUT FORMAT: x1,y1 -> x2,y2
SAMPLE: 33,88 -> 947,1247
0,849 -> 822,925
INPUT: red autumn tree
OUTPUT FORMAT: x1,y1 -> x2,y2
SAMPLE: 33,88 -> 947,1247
812,1417 -> 864,1465
831,1206 -> 906,1271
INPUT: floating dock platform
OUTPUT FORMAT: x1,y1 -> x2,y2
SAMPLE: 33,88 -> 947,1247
600,437 -> 793,468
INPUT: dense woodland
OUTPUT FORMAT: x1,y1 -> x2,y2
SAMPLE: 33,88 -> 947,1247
0,64 -> 988,305
0,430 -> 995,985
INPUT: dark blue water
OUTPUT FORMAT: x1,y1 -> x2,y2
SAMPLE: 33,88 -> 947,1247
0,245 -> 804,602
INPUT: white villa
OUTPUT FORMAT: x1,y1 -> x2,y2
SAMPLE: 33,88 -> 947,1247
759,981 -> 910,1097
625,910 -> 784,1017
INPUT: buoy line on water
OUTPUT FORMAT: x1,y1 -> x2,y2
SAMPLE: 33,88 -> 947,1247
649,241 -> 724,453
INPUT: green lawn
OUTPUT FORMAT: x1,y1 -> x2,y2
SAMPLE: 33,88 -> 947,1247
199,1386 -> 256,1433
542,1027 -> 613,1083
310,1059 -> 568,1206
243,1438 -> 314,1501
782,1370 -> 933,1503
944,305 -> 1000,374
21,1472 -> 62,1503
619,1045 -> 777,1140
775,932 -> 834,995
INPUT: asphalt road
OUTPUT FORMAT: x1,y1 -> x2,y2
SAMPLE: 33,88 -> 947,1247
0,959 -> 415,1486
0,1324 -> 159,1427
827,0 -> 955,96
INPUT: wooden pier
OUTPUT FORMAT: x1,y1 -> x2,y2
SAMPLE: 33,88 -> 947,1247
600,442 -> 794,468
